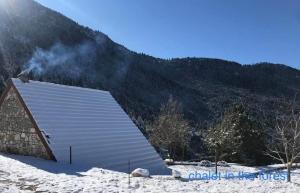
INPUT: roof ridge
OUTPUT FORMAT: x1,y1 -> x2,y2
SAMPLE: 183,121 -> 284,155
11,78 -> 110,94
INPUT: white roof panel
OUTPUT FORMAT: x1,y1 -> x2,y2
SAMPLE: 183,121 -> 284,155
12,78 -> 169,175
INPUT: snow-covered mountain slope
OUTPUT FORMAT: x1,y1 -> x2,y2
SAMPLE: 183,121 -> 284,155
0,154 -> 299,193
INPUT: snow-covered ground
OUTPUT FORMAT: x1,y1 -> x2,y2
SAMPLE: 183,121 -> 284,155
0,153 -> 299,193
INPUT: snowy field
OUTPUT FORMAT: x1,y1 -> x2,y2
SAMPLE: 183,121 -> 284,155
0,154 -> 300,193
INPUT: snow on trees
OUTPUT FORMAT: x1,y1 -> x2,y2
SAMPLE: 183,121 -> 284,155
205,104 -> 267,168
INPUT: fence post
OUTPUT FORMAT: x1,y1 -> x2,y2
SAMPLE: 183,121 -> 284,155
69,146 -> 72,165
128,160 -> 131,187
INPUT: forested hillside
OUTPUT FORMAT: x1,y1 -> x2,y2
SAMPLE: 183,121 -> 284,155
1,0 -> 300,161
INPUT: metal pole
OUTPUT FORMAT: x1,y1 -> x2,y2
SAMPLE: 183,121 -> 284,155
128,160 -> 131,187
215,148 -> 218,174
70,146 -> 72,165
215,144 -> 220,174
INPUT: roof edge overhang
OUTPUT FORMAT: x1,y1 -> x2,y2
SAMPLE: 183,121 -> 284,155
0,79 -> 57,161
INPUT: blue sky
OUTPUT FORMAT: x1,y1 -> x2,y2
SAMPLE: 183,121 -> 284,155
36,0 -> 300,69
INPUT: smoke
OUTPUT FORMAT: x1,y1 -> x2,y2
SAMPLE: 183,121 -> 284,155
23,37 -> 133,89
23,41 -> 97,79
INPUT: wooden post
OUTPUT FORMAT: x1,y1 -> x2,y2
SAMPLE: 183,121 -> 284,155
69,146 -> 72,165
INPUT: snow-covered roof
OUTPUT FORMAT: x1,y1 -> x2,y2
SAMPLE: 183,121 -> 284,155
11,78 -> 169,174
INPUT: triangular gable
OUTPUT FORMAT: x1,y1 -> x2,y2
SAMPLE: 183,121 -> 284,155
0,81 -> 56,161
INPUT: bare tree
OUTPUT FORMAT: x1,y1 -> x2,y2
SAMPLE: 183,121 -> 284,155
148,96 -> 190,160
265,98 -> 300,182
205,112 -> 235,173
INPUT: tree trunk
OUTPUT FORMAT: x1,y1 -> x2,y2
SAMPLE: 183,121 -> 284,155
169,146 -> 175,160
168,146 -> 171,158
287,163 -> 291,182
181,145 -> 185,161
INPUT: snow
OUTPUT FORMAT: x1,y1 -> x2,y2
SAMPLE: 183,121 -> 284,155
0,153 -> 300,193
172,169 -> 181,178
131,168 -> 150,177
198,160 -> 212,167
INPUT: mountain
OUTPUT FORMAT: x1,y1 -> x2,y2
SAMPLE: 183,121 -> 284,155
1,0 -> 300,158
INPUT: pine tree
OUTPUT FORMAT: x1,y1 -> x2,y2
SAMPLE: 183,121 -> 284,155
206,104 -> 267,165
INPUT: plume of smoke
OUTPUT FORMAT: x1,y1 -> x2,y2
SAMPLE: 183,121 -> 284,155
23,41 -> 97,79
23,36 -> 133,89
